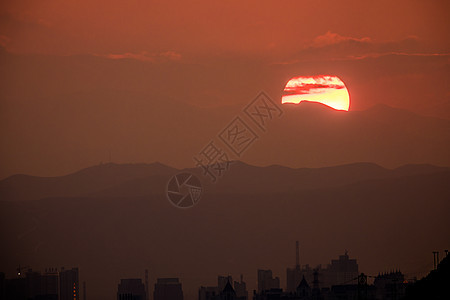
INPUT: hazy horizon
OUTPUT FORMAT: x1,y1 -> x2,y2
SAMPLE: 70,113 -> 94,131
1,1 -> 449,300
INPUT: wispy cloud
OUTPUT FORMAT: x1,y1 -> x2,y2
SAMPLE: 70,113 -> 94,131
284,75 -> 346,95
273,32 -> 445,65
347,52 -> 450,60
311,31 -> 372,48
102,51 -> 181,62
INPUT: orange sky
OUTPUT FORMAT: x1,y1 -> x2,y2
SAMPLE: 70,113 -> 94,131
1,4 -> 449,300
1,0 -> 449,56
282,76 -> 350,111
0,0 -> 449,178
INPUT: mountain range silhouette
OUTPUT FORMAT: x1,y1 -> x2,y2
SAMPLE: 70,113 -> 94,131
1,161 -> 449,299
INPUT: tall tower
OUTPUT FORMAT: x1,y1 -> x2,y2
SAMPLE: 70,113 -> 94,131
287,241 -> 303,292
145,270 -> 149,300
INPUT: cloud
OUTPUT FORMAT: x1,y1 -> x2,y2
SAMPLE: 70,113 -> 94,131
284,75 -> 346,95
312,31 -> 372,48
310,31 -> 420,51
346,51 -> 450,60
275,32 -> 431,64
103,51 -> 181,62
284,84 -> 344,95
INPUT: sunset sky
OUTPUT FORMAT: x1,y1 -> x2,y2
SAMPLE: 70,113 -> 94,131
1,2 -> 450,300
282,76 -> 350,111
1,0 -> 449,178
1,0 -> 449,56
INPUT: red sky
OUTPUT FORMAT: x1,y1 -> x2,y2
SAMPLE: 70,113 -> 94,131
1,0 -> 448,56
0,3 -> 450,299
0,0 -> 449,178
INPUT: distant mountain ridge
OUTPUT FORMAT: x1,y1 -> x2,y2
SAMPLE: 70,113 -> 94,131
1,97 -> 450,179
1,161 -> 448,202
0,162 -> 177,202
1,162 -> 449,300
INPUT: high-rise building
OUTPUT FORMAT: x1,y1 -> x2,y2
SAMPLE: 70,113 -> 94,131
324,251 -> 358,287
233,275 -> 248,300
0,272 -> 5,300
218,276 -> 232,291
153,278 -> 183,300
25,269 -> 42,299
199,275 -> 247,300
60,267 -> 79,300
220,280 -> 236,300
144,270 -> 148,300
117,279 -> 146,300
296,276 -> 312,299
286,241 -> 302,292
2,267 -> 83,300
5,278 -> 26,300
257,270 -> 279,293
287,244 -> 359,291
199,286 -> 220,300
374,270 -> 405,300
4,268 -> 59,300
41,268 -> 59,300
286,241 -> 318,292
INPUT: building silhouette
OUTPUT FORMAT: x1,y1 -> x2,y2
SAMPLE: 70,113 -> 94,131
153,278 -> 183,300
374,271 -> 405,300
199,275 -> 248,300
287,241 -> 303,293
287,244 -> 359,291
234,275 -> 248,300
404,254 -> 450,299
287,264 -> 315,293
2,267 -> 62,300
117,278 -> 146,300
0,272 -> 5,300
253,276 -> 313,300
218,276 -> 232,291
296,276 -> 311,299
325,251 -> 358,287
25,269 -> 42,299
60,267 -> 79,300
220,280 -> 236,300
257,270 -> 280,293
41,268 -> 59,300
199,286 -> 220,300
4,277 -> 26,300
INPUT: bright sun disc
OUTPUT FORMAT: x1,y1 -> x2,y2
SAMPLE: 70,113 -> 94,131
282,75 -> 350,111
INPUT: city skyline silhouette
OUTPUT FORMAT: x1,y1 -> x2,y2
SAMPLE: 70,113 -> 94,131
1,1 -> 449,299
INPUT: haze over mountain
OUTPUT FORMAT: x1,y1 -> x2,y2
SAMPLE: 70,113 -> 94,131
1,2 -> 449,300
1,161 -> 448,202
1,88 -> 449,181
1,47 -> 449,179
1,162 -> 449,299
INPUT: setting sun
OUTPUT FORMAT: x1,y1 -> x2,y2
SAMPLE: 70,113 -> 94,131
282,75 -> 350,111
